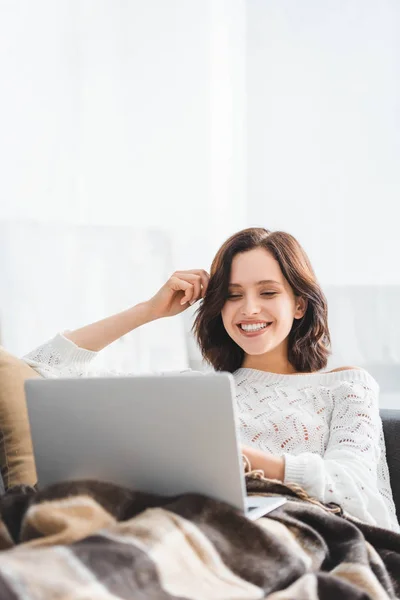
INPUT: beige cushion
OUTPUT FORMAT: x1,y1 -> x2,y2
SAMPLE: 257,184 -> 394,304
0,347 -> 39,488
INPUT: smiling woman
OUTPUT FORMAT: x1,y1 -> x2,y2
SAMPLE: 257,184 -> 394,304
192,227 -> 399,531
22,227 -> 399,531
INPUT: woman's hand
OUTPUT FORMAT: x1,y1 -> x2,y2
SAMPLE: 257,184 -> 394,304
147,269 -> 210,319
241,445 -> 285,481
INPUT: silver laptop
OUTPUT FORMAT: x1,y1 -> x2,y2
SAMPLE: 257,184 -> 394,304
25,373 -> 286,520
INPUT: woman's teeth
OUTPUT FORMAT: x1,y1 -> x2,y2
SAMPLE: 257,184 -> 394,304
240,323 -> 269,332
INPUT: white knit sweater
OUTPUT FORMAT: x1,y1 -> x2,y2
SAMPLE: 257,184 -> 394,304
23,333 -> 399,532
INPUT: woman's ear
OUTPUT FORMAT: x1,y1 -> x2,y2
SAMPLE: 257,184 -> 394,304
294,297 -> 307,320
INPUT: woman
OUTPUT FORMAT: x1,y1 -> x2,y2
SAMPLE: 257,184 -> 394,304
23,227 -> 399,531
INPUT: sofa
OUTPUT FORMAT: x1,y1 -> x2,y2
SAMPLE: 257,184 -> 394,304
381,409 -> 400,519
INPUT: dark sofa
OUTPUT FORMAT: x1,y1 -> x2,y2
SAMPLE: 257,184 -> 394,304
381,409 -> 400,520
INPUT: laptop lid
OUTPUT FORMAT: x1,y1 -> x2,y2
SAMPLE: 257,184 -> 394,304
25,373 -> 247,512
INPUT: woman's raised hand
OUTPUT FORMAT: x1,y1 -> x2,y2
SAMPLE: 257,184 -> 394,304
147,269 -> 210,319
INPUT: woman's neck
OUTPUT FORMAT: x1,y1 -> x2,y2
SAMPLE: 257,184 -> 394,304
242,346 -> 299,375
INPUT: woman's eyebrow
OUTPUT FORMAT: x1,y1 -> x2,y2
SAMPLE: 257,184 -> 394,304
228,279 -> 282,287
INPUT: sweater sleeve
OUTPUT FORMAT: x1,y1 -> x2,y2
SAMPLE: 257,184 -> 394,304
22,333 -> 102,378
22,333 -> 194,378
283,376 -> 399,532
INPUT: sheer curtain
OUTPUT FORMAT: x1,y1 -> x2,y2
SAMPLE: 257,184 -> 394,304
0,0 -> 246,260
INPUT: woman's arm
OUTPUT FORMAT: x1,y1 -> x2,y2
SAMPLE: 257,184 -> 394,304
65,302 -> 154,352
282,378 -> 399,531
23,269 -> 209,377
242,375 -> 398,532
65,268 -> 209,352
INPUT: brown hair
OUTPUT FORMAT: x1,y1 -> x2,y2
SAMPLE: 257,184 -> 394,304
193,227 -> 330,373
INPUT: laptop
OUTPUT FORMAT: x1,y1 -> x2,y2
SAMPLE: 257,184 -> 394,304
25,373 -> 286,520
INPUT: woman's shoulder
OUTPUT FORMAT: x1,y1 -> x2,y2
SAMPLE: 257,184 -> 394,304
326,365 -> 363,374
323,365 -> 379,396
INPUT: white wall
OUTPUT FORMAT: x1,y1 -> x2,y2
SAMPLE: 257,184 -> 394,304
247,0 -> 400,285
0,0 -> 247,270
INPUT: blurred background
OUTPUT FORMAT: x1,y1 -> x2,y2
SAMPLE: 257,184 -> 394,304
0,1 -> 399,404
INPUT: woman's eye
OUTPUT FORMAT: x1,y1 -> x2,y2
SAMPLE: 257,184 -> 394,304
227,292 -> 276,299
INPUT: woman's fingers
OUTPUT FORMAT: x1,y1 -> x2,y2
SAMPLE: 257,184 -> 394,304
166,269 -> 210,309
183,269 -> 209,298
172,270 -> 209,305
196,269 -> 210,298
168,276 -> 194,305
173,270 -> 210,303
181,286 -> 195,306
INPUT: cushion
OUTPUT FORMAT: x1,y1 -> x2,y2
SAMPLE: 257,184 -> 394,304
0,347 -> 39,489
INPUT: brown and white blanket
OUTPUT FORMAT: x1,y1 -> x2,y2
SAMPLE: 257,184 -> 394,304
0,474 -> 399,599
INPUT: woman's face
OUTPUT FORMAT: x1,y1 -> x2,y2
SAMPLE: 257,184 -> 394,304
221,248 -> 306,359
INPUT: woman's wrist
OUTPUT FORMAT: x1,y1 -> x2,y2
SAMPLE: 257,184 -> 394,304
254,452 -> 284,480
241,445 -> 285,481
128,301 -> 158,327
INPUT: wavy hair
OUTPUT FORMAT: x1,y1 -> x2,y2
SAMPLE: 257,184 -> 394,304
193,228 -> 331,373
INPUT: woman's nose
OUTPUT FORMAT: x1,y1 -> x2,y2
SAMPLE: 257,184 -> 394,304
240,296 -> 261,315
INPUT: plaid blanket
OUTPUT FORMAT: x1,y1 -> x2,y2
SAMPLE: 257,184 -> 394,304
0,474 -> 399,599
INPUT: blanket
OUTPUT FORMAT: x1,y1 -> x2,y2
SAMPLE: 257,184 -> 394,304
0,473 -> 399,599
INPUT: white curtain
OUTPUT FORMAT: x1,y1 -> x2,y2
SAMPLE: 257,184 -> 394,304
0,0 -> 247,371
0,0 -> 247,267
